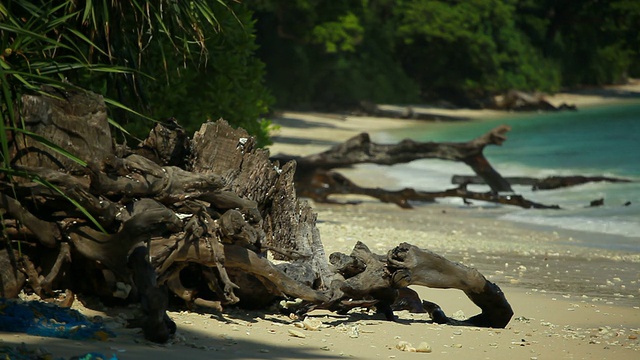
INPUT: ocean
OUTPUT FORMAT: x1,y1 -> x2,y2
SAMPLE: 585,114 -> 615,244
376,101 -> 640,251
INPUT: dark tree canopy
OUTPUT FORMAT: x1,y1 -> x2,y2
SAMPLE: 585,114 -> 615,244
249,0 -> 640,108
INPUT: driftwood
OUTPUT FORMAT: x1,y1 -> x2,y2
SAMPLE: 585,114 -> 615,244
307,242 -> 513,327
271,125 -> 564,209
387,243 -> 513,327
452,174 -> 633,191
355,101 -> 468,121
290,170 -> 559,209
356,97 -> 576,120
1,88 -> 514,343
492,90 -> 577,112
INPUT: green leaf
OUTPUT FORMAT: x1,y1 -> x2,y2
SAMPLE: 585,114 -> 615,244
107,117 -> 140,141
67,28 -> 111,58
83,0 -> 93,24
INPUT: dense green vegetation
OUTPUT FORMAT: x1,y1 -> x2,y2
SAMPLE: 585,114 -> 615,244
140,2 -> 274,146
250,0 -> 640,108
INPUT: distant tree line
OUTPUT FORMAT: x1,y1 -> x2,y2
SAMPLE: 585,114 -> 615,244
249,0 -> 640,109
3,1 -> 638,148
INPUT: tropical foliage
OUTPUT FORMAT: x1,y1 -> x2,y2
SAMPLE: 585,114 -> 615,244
142,2 -> 274,146
1,0 -> 274,147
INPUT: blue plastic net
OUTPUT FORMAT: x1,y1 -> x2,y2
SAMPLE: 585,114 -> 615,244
0,298 -> 115,341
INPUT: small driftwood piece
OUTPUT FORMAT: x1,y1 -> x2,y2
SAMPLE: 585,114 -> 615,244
319,242 -> 513,328
388,243 -> 513,327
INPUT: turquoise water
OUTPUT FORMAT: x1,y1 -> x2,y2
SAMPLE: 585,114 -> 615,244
378,102 -> 640,246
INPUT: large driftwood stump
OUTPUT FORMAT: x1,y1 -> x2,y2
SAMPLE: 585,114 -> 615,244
14,87 -> 112,174
2,88 -> 338,341
1,88 -> 514,344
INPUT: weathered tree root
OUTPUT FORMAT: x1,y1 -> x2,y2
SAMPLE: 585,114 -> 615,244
321,242 -> 513,328
127,247 -> 176,343
387,243 -> 513,328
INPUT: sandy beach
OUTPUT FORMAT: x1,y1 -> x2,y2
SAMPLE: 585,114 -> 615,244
2,87 -> 640,359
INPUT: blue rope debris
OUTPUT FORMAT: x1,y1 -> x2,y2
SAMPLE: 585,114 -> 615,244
0,345 -> 119,360
0,298 -> 115,341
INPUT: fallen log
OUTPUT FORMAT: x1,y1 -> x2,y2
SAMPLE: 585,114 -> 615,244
273,125 -> 513,194
297,170 -> 559,209
272,122 -> 601,208
355,101 -> 469,121
269,125 -> 572,208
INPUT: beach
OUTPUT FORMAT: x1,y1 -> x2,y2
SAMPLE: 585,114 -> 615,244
2,88 -> 640,359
